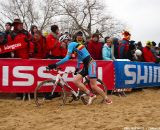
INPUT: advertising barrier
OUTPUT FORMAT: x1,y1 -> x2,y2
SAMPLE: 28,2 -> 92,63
114,61 -> 160,88
0,59 -> 115,93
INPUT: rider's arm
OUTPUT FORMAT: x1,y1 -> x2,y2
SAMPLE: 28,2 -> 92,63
56,43 -> 74,66
56,53 -> 72,66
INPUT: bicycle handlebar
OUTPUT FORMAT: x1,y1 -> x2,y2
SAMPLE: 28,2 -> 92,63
46,66 -> 74,75
46,67 -> 62,71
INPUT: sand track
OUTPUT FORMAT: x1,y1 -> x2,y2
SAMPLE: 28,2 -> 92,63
0,88 -> 160,130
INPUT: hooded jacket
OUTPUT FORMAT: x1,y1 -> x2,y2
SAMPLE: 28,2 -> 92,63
46,32 -> 61,57
143,46 -> 156,62
87,40 -> 103,60
102,44 -> 114,60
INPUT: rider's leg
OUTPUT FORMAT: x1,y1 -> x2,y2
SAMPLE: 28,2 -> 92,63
73,74 -> 90,95
89,78 -> 112,105
87,61 -> 112,104
89,78 -> 108,100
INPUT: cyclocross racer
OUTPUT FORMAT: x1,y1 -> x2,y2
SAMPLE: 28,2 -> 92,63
47,34 -> 112,105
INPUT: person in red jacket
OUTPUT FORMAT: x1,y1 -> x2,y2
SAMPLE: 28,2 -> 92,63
32,31 -> 46,59
142,41 -> 156,63
46,25 -> 62,59
30,25 -> 38,36
118,31 -> 131,59
87,33 -> 103,60
8,19 -> 33,59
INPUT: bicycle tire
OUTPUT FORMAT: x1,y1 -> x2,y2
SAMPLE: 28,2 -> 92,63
34,79 -> 66,107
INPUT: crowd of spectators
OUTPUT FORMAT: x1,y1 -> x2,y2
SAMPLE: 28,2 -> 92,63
0,18 -> 160,63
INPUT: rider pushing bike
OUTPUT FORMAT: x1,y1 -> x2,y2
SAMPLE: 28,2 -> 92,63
47,34 -> 112,105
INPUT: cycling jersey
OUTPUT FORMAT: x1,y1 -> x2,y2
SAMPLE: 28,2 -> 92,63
56,42 -> 90,66
56,42 -> 97,78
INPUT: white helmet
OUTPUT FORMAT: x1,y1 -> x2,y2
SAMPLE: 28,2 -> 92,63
59,34 -> 71,42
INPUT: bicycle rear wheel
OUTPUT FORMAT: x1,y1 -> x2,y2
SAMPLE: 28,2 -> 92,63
34,79 -> 66,107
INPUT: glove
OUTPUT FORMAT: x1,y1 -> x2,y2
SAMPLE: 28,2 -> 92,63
74,68 -> 79,75
47,64 -> 57,70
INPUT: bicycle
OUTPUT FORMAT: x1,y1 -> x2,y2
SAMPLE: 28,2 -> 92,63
34,67 -> 107,107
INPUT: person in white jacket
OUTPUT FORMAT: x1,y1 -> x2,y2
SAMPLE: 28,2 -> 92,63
102,38 -> 115,60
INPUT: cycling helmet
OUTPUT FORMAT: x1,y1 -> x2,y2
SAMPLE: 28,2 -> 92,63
59,34 -> 71,42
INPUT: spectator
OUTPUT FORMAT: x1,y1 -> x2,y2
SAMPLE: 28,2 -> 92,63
30,25 -> 38,36
155,47 -> 160,63
0,22 -> 12,58
151,41 -> 157,59
112,37 -> 119,59
158,43 -> 160,56
7,19 -> 34,100
104,36 -> 110,43
8,19 -> 33,59
118,31 -> 131,59
136,41 -> 143,51
158,43 -> 160,62
142,41 -> 156,63
102,38 -> 115,60
84,36 -> 91,49
5,22 -> 12,34
87,33 -> 103,60
127,40 -> 136,61
0,32 -> 6,45
46,25 -> 62,59
32,31 -> 46,59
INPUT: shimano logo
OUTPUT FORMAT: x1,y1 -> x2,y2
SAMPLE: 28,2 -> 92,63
124,64 -> 160,85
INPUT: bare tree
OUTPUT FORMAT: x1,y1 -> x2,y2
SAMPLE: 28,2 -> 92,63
0,19 -> 5,31
54,0 -> 125,37
0,0 -> 126,37
0,0 -> 56,31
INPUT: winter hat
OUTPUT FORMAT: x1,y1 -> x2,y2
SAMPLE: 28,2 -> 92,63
43,31 -> 49,37
146,41 -> 152,46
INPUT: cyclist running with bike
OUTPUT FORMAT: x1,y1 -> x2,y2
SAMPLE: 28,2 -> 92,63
47,34 -> 112,105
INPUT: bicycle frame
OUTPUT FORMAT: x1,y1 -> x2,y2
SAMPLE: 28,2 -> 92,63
52,69 -> 80,98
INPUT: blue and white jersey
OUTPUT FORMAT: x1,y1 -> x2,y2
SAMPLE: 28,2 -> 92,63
56,42 -> 90,67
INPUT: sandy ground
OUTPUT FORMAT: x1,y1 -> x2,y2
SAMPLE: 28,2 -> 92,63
0,88 -> 160,130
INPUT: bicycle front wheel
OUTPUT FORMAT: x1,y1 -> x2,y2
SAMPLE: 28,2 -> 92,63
34,79 -> 66,107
